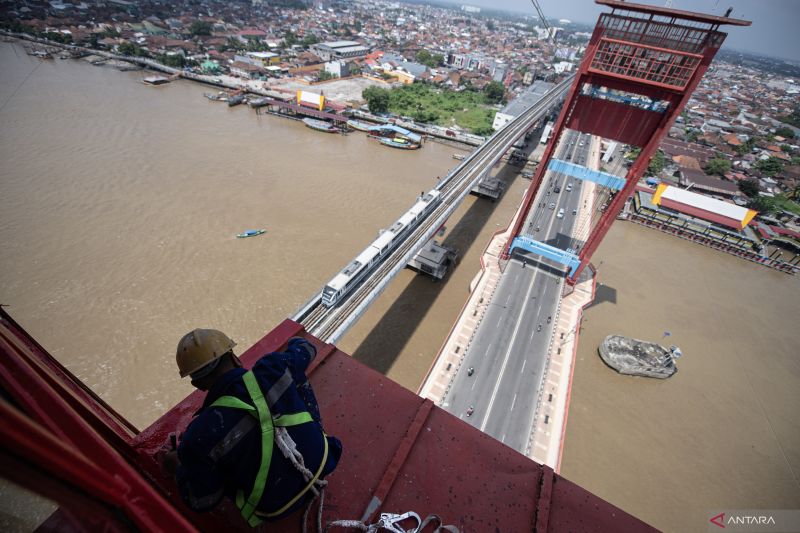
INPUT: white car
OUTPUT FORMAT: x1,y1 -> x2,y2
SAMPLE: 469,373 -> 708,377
557,208 -> 565,219
549,202 -> 556,209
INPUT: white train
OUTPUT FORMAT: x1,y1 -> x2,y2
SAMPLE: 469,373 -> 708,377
322,189 -> 442,307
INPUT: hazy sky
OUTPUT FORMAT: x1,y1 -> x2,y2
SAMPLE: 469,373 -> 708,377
444,0 -> 800,62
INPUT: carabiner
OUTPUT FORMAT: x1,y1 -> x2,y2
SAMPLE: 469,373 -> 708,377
377,511 -> 422,532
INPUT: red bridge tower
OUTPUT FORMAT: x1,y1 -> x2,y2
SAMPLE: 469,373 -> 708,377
506,0 -> 750,282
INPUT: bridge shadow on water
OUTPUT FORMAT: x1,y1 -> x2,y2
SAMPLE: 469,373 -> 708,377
352,164 -> 523,375
584,282 -> 618,309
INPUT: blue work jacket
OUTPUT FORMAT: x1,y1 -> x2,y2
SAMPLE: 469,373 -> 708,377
176,338 -> 342,520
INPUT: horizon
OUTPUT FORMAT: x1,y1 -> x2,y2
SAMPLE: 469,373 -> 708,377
431,0 -> 799,63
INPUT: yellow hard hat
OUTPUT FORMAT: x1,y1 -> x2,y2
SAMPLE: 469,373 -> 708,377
176,328 -> 237,378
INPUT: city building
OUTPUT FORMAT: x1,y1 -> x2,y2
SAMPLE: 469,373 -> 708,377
309,40 -> 370,61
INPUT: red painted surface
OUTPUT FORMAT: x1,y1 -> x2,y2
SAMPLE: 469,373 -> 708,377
0,310 -> 198,532
1,309 -> 656,532
566,96 -> 665,148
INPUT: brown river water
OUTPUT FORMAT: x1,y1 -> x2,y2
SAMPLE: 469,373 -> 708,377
1,41 -> 798,532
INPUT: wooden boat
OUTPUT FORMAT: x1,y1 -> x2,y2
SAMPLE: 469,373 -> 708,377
303,118 -> 339,133
380,137 -> 420,150
228,94 -> 245,107
204,91 -> 228,102
248,97 -> 271,108
236,229 -> 266,238
142,76 -> 170,86
346,119 -> 373,132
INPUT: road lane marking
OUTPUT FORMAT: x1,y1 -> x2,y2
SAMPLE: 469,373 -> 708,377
511,393 -> 517,410
480,266 -> 539,431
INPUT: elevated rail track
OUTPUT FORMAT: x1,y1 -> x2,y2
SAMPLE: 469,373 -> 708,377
293,74 -> 574,343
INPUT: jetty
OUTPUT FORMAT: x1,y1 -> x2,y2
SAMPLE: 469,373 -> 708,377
598,335 -> 678,379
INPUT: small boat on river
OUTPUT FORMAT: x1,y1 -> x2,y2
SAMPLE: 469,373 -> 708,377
236,229 -> 266,238
249,97 -> 271,108
204,91 -> 228,102
380,137 -> 420,150
347,119 -> 373,132
303,118 -> 339,133
142,76 -> 170,86
228,94 -> 245,107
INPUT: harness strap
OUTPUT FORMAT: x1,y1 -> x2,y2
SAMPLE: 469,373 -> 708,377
240,370 -> 273,525
208,370 -> 322,527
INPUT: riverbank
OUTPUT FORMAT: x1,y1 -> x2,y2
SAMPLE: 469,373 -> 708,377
2,32 -> 486,148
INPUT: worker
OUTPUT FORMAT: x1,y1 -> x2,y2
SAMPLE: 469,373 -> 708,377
161,329 -> 342,527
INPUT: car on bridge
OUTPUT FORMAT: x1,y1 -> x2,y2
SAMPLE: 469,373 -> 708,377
557,208 -> 565,219
549,202 -> 556,210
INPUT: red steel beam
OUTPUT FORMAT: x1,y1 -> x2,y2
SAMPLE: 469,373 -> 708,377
0,310 -> 198,532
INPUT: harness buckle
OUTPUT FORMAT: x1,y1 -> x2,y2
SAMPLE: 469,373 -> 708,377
376,511 -> 421,532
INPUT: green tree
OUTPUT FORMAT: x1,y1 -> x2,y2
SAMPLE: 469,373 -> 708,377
190,20 -> 212,36
301,34 -> 319,46
158,53 -> 185,68
416,50 -> 436,68
318,69 -> 336,81
483,81 -> 505,104
283,31 -> 297,47
117,41 -> 137,56
362,86 -> 390,114
704,157 -> 731,176
775,126 -> 796,139
755,156 -> 783,176
432,53 -> 444,67
779,105 -> 800,128
734,138 -> 755,155
748,196 -> 777,215
738,179 -> 760,198
647,149 -> 665,175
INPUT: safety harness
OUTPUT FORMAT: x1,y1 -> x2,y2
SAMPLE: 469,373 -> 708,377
210,370 -> 329,527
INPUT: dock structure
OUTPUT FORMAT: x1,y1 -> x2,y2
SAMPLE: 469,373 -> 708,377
408,240 -> 459,280
255,97 -> 349,123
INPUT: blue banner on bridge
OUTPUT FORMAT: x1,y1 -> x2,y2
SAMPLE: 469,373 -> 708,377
548,159 -> 626,190
510,235 -> 581,277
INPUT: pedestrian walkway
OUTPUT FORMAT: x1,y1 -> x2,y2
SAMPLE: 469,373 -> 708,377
526,267 -> 595,470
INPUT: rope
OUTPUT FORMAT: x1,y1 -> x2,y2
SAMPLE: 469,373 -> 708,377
275,426 -> 314,481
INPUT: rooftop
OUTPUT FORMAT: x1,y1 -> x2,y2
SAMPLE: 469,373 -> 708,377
500,80 -> 555,118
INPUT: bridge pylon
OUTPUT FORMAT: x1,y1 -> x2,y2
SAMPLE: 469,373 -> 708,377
503,0 -> 750,283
